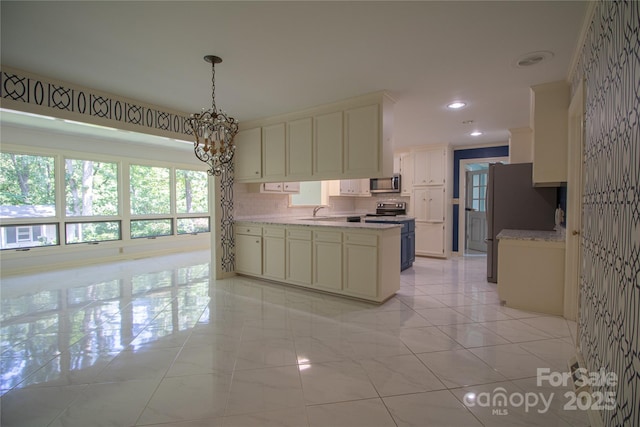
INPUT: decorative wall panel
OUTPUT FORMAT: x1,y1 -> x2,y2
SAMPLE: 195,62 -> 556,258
573,1 -> 639,426
220,165 -> 235,273
0,67 -> 191,139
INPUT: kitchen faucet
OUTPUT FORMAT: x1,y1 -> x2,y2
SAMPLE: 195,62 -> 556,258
312,206 -> 326,217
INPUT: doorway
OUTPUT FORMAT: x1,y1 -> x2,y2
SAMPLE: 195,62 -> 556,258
458,156 -> 509,257
465,166 -> 488,254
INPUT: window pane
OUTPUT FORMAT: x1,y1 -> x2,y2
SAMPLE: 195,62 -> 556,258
473,174 -> 480,186
176,170 -> 208,213
65,159 -> 118,216
130,219 -> 172,238
473,187 -> 480,199
65,221 -> 120,244
177,217 -> 210,234
1,224 -> 58,250
0,153 -> 55,218
130,165 -> 170,215
479,200 -> 486,212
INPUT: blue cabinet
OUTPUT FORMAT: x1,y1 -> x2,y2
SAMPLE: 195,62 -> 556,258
364,218 -> 415,271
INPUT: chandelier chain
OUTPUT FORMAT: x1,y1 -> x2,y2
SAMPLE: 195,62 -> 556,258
211,61 -> 217,112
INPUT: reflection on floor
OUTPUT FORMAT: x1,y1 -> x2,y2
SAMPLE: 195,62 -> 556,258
0,251 -> 588,426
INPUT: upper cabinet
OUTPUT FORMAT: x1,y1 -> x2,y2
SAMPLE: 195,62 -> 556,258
287,117 -> 313,179
344,104 -> 379,176
262,123 -> 286,180
530,81 -> 570,186
395,152 -> 413,196
413,147 -> 445,186
234,128 -> 262,181
314,111 -> 343,178
236,91 -> 394,183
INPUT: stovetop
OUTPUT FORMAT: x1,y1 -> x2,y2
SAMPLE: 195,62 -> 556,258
370,201 -> 407,216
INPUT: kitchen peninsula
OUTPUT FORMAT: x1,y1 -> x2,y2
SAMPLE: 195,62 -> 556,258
234,217 -> 401,303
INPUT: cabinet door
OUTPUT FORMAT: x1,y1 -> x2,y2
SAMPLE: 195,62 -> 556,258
358,178 -> 370,196
400,152 -> 413,196
313,241 -> 343,290
283,182 -> 300,193
263,235 -> 285,280
426,148 -> 445,184
344,104 -> 379,175
262,123 -> 286,180
343,242 -> 378,298
235,234 -> 262,275
413,188 -> 428,221
415,222 -> 445,256
263,182 -> 283,192
413,150 -> 429,186
426,187 -> 445,222
287,238 -> 312,285
340,179 -> 355,195
314,111 -> 343,177
287,118 -> 313,179
234,128 -> 262,181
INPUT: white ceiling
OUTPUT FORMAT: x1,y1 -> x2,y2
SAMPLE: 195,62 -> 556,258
1,1 -> 588,149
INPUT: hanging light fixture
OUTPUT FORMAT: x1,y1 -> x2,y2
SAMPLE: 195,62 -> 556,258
186,55 -> 239,176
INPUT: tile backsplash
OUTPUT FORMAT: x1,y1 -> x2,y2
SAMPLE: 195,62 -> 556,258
233,183 -> 409,218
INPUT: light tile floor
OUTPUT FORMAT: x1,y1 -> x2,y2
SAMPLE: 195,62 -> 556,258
0,251 -> 589,426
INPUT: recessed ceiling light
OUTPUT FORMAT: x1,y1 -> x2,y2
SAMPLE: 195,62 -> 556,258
514,51 -> 554,68
447,101 -> 467,109
470,131 -> 483,136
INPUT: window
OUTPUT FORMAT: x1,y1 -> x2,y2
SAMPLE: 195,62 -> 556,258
290,181 -> 331,207
131,219 -> 173,239
0,153 -> 56,218
66,221 -> 121,244
1,224 -> 58,249
130,165 -> 171,215
65,159 -> 118,216
176,169 -> 208,213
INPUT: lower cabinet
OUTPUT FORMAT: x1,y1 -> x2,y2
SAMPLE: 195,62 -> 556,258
415,222 -> 445,257
263,227 -> 285,280
234,222 -> 400,303
343,233 -> 378,298
235,225 -> 263,275
312,230 -> 343,291
286,228 -> 312,285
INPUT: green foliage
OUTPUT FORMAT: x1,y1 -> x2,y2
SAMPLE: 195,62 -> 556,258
176,169 -> 208,213
65,159 -> 118,216
130,165 -> 171,215
0,153 -> 55,206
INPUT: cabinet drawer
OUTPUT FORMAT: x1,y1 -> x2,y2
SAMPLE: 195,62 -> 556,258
287,228 -> 312,240
235,225 -> 262,236
314,230 -> 342,243
263,227 -> 285,238
344,233 -> 377,246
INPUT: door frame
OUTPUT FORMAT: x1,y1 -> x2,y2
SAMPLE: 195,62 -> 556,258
458,157 -> 509,256
564,79 -> 585,321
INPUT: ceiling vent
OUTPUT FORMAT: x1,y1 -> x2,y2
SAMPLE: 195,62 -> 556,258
514,51 -> 554,68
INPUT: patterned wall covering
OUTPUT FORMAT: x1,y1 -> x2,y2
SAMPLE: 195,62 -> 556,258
220,165 -> 235,273
572,1 -> 639,426
0,67 -> 191,140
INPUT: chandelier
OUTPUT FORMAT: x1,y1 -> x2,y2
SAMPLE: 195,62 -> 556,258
186,55 -> 239,176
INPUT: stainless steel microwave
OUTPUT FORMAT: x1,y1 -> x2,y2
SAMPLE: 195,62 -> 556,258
370,174 -> 401,193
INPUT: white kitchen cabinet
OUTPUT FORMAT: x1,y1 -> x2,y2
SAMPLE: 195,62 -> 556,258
286,228 -> 312,285
262,123 -> 286,180
234,128 -> 262,182
530,81 -> 570,186
262,226 -> 285,280
259,182 -> 300,193
235,224 -> 262,275
339,178 -> 370,196
343,232 -> 378,298
414,222 -> 445,257
287,117 -> 313,179
398,152 -> 413,196
498,237 -> 565,315
413,187 -> 445,222
413,147 -> 445,186
314,111 -> 343,178
344,104 -> 379,176
234,221 -> 400,303
312,230 -> 343,291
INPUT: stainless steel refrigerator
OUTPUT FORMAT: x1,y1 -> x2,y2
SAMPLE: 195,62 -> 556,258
486,163 -> 557,283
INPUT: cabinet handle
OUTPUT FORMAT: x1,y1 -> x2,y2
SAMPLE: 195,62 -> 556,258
246,229 -> 250,232
256,240 -> 260,243
255,171 -> 259,174
572,230 -> 580,236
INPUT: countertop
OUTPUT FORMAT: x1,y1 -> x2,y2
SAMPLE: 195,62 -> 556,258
234,214 -> 413,230
497,228 -> 566,242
